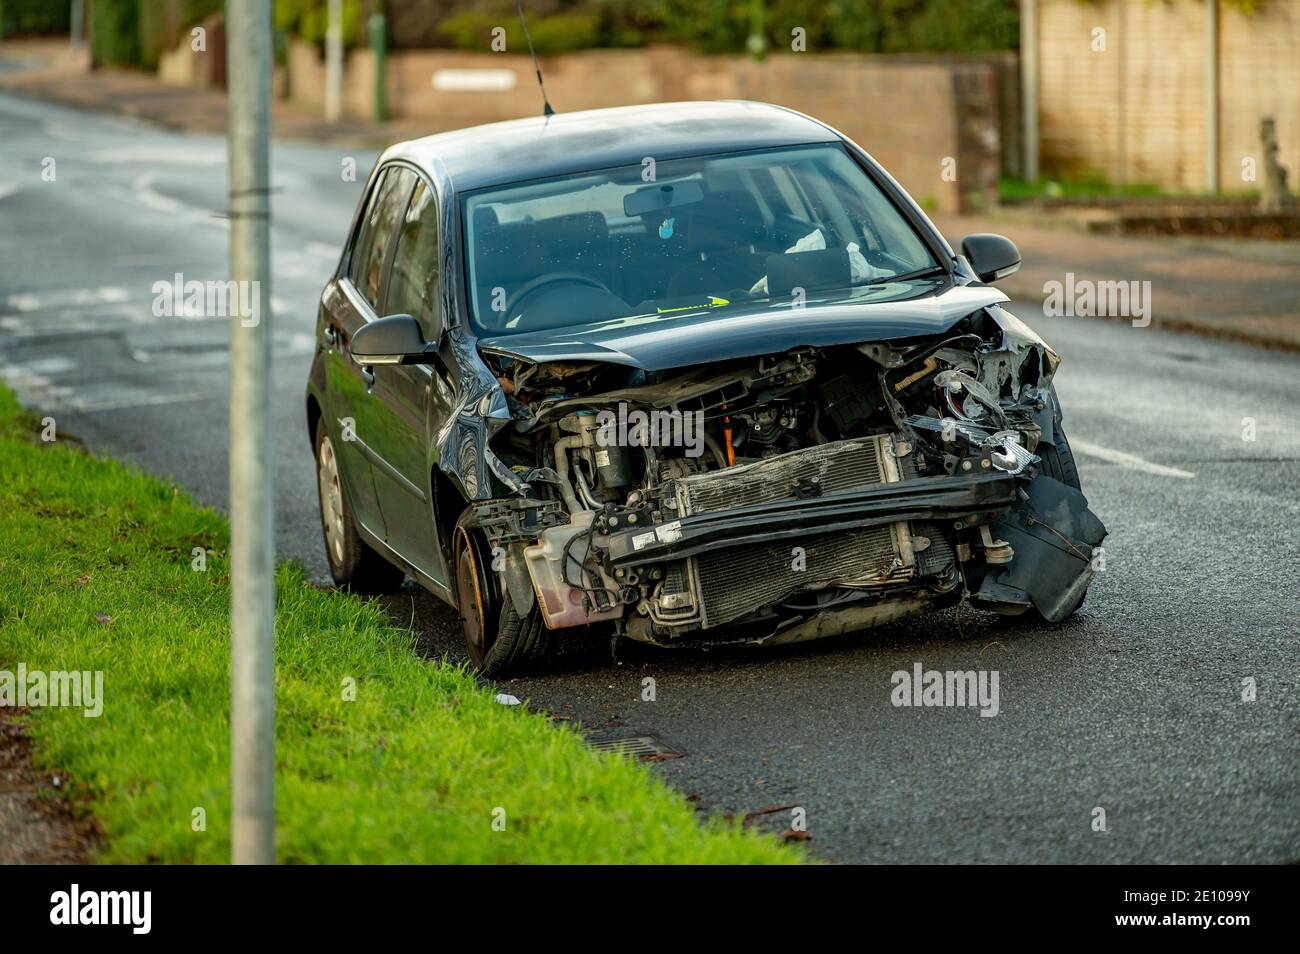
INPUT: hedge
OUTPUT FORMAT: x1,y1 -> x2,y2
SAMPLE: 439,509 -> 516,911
1,0 -> 72,37
90,0 -> 140,67
80,0 -> 1021,71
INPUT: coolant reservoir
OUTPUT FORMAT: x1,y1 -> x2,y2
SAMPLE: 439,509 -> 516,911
523,511 -> 624,630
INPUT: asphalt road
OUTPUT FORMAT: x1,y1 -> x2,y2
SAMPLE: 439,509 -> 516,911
2,92 -> 1296,864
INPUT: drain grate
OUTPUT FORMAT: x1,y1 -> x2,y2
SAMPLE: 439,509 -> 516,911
585,732 -> 683,761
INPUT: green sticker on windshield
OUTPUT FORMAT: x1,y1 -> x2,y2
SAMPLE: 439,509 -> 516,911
656,296 -> 730,314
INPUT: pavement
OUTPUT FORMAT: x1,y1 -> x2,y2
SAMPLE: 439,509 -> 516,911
0,716 -> 94,864
0,38 -> 430,149
933,211 -> 1300,350
0,85 -> 1297,864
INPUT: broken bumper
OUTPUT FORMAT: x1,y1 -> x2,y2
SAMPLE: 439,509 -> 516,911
482,438 -> 1106,642
607,472 -> 1018,566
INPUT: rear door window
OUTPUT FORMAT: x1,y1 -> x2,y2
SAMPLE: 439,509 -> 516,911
348,166 -> 416,309
385,178 -> 441,337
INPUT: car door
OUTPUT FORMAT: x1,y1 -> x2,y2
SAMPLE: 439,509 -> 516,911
367,173 -> 454,585
323,164 -> 416,537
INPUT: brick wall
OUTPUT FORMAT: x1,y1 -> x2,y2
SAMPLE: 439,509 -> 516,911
1036,0 -> 1300,192
284,42 -> 1003,213
1219,0 -> 1300,190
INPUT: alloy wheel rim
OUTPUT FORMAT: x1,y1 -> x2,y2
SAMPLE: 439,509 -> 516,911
318,435 -> 345,567
456,533 -> 489,660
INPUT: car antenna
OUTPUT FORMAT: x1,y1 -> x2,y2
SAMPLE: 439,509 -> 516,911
516,0 -> 555,117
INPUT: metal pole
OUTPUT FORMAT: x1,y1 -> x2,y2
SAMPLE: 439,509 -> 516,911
70,0 -> 85,48
370,10 -> 387,123
1020,0 -> 1039,183
226,0 -> 276,866
1115,0 -> 1127,186
325,0 -> 343,122
746,0 -> 767,60
1205,0 -> 1220,193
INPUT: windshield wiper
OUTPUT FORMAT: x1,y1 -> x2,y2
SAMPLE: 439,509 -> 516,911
875,264 -> 948,284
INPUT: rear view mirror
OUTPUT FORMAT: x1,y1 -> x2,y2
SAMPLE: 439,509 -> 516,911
624,180 -> 705,218
961,233 -> 1021,283
349,314 -> 433,366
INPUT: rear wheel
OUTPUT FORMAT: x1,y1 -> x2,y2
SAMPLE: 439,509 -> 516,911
453,511 -> 551,677
314,417 -> 405,594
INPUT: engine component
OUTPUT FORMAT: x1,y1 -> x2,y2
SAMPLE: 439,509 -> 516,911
672,434 -> 895,516
987,432 -> 1036,474
694,524 -> 906,629
647,561 -> 698,625
656,434 -> 917,629
523,511 -> 624,629
979,523 -> 1014,565
820,372 -> 878,436
473,496 -> 566,544
904,414 -> 1040,476
935,368 -> 1005,426
576,409 -> 635,491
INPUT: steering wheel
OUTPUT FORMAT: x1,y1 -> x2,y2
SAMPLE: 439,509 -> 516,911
503,272 -> 615,319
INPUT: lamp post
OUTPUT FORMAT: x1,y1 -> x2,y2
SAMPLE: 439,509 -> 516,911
225,0 -> 276,867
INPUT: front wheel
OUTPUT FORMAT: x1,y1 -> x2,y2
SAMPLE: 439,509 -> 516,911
453,512 -> 550,677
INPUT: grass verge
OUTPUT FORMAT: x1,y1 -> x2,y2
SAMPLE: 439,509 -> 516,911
999,175 -> 1164,203
0,386 -> 798,863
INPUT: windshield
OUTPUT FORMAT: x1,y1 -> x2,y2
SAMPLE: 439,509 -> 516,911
462,143 -> 940,336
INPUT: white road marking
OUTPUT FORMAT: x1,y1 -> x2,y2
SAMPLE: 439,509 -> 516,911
114,253 -> 204,266
131,171 -> 186,215
39,121 -> 97,143
1,368 -> 52,389
130,172 -> 224,230
89,146 -> 224,166
0,184 -> 22,202
6,287 -> 131,312
1072,438 -> 1196,479
57,392 -> 221,414
3,355 -> 76,375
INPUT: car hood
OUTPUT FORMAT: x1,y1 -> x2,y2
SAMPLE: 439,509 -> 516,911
477,280 -> 1009,373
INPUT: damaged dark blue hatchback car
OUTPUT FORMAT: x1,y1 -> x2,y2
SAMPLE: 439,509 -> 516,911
306,101 -> 1107,675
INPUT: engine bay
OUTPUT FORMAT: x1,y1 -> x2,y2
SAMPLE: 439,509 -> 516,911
471,305 -> 1105,646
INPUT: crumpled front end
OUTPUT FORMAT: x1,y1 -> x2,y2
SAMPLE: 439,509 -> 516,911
468,303 -> 1107,647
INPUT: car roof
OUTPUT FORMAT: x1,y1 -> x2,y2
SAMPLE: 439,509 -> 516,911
382,101 -> 842,193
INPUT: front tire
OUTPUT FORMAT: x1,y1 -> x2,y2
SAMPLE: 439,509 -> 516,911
314,417 -> 405,594
453,512 -> 550,677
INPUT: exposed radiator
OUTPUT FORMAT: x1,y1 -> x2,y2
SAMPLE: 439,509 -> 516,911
694,524 -> 903,628
666,435 -> 917,630
674,435 -> 890,516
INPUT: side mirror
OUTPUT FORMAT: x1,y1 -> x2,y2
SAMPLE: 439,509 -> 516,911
961,233 -> 1021,283
350,314 -> 434,366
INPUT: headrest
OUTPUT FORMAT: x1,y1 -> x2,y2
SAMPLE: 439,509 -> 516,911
472,205 -> 500,233
688,189 -> 766,253
542,212 -> 609,247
